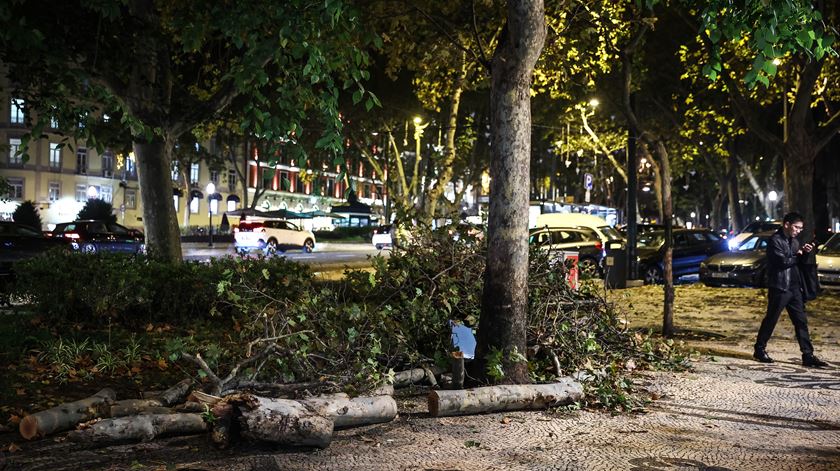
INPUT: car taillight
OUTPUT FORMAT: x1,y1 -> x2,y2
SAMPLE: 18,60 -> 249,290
594,241 -> 603,250
63,233 -> 80,239
233,226 -> 239,233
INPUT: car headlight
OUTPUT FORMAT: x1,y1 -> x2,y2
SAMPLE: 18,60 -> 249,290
727,239 -> 739,250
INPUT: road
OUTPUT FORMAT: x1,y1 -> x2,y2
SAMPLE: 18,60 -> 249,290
182,241 -> 385,272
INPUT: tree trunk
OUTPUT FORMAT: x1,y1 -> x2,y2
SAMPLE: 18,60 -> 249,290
392,366 -> 444,388
782,133 -> 818,235
135,136 -> 182,261
67,413 -> 207,445
426,52 -> 468,220
301,395 -> 398,429
427,380 -> 583,417
19,388 -> 116,440
656,141 -> 675,338
725,151 -> 743,233
235,395 -> 333,448
474,0 -> 546,385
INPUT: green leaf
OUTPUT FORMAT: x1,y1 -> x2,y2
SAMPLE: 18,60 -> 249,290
352,89 -> 363,104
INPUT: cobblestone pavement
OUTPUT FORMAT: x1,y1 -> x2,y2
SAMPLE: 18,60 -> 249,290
3,285 -> 839,470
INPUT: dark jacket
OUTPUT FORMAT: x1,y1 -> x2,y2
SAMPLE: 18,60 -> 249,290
766,229 -> 803,292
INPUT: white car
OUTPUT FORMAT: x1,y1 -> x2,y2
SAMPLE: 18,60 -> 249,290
234,219 -> 316,254
371,225 -> 393,250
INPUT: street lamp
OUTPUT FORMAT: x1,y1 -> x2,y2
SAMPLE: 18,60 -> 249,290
86,185 -> 98,199
412,116 -> 430,194
206,182 -> 215,248
768,190 -> 778,219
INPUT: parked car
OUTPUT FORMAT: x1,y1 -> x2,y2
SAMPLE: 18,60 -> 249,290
636,228 -> 728,284
534,213 -> 624,244
234,219 -> 316,254
727,220 -> 781,250
699,231 -> 774,287
371,225 -> 393,250
0,221 -> 70,277
816,233 -> 840,287
51,220 -> 145,254
529,226 -> 605,277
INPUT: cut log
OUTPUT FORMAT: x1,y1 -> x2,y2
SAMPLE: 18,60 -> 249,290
110,400 -> 173,418
156,378 -> 193,406
392,366 -> 444,388
427,379 -> 583,417
174,401 -> 205,413
19,388 -> 116,440
370,384 -> 395,396
235,395 -> 333,448
188,390 -> 222,406
67,413 -> 207,444
450,352 -> 465,390
220,380 -> 328,397
301,395 -> 398,429
210,401 -> 236,449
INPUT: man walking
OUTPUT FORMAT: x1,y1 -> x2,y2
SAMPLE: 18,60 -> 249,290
754,212 -> 828,367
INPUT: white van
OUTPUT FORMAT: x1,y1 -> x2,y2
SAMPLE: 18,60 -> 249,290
532,213 -> 624,243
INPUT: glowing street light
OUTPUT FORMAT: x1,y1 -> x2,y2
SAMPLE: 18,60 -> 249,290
206,182 -> 216,248
588,98 -> 600,108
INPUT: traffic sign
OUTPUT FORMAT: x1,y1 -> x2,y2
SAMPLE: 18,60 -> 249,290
584,173 -> 594,190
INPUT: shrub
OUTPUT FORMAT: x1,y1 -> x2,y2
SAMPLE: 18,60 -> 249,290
11,252 -> 312,327
12,200 -> 42,230
77,198 -> 116,223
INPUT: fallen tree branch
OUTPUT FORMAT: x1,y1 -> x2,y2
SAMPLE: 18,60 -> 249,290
67,413 -> 207,445
19,388 -> 116,440
428,380 -> 583,417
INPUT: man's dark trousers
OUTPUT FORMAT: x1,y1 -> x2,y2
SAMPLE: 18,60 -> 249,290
756,287 -> 814,355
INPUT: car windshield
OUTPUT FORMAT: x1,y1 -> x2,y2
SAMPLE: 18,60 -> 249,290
737,235 -> 768,251
638,232 -> 665,248
599,225 -> 624,241
822,234 -> 840,253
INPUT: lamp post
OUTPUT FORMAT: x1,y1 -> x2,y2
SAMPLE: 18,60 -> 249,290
767,190 -> 778,220
206,182 -> 215,248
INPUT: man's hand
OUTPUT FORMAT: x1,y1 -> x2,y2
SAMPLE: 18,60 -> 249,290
802,242 -> 815,254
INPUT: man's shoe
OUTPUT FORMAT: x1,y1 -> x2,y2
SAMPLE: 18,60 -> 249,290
802,354 -> 829,368
753,350 -> 774,363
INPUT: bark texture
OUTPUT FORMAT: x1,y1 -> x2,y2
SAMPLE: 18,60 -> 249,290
67,413 -> 207,444
236,396 -> 334,448
428,380 -> 583,417
19,388 -> 116,440
475,0 -> 546,385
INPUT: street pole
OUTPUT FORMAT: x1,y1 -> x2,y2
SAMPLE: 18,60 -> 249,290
206,182 -> 215,248
627,93 -> 638,280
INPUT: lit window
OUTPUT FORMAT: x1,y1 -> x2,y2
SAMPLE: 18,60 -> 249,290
173,195 -> 179,210
227,199 -> 237,212
125,190 -> 137,209
48,182 -> 60,202
76,147 -> 88,174
171,160 -> 180,181
7,178 -> 24,200
49,143 -> 61,169
190,162 -> 200,185
10,98 -> 25,124
75,185 -> 87,202
102,151 -> 114,176
210,170 -> 219,184
100,185 -> 113,203
190,196 -> 199,214
210,199 -> 218,215
8,138 -> 22,165
126,153 -> 136,177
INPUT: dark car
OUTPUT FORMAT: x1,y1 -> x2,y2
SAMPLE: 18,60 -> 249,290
529,226 -> 605,277
52,220 -> 145,254
636,228 -> 728,284
700,231 -> 774,287
0,221 -> 69,277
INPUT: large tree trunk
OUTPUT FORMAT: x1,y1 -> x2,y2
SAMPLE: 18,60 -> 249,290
235,395 -> 334,448
474,1 -> 546,385
428,380 -> 583,417
135,136 -> 183,261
